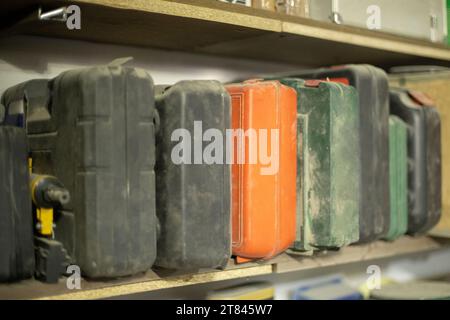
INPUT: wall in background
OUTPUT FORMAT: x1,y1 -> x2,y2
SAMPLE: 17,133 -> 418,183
0,35 -> 299,93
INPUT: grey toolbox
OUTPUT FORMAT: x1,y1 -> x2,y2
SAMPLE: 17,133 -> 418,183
155,81 -> 231,270
1,64 -> 158,278
308,0 -> 448,43
288,65 -> 390,243
390,88 -> 442,235
0,126 -> 35,282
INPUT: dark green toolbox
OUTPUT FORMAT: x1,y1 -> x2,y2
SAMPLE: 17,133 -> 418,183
384,116 -> 408,241
274,78 -> 360,251
390,88 -> 442,235
284,65 -> 390,243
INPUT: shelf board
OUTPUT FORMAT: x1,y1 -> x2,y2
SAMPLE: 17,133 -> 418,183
1,0 -> 450,68
0,236 -> 448,300
272,236 -> 447,274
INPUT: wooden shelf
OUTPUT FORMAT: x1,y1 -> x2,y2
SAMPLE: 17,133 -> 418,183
0,236 -> 448,300
0,0 -> 449,300
1,0 -> 450,68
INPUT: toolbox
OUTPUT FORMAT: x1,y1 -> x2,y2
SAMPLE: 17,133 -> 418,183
289,65 -> 390,243
225,79 -> 297,263
271,78 -> 360,251
154,80 -> 231,270
389,69 -> 448,237
308,0 -> 448,43
1,64 -> 158,278
0,126 -> 34,282
384,116 -> 408,241
390,88 -> 442,235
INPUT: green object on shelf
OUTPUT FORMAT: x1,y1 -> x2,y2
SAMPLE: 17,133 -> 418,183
270,78 -> 360,251
448,12 -> 450,45
384,116 -> 408,241
447,0 -> 450,45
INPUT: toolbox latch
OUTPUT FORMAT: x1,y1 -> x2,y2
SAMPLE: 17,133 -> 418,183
408,90 -> 434,107
304,80 -> 322,87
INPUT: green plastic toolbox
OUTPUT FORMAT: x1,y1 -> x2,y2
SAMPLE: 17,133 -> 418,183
273,78 -> 360,251
286,65 -> 390,243
384,116 -> 408,241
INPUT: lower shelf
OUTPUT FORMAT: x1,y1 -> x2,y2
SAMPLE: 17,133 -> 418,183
0,236 -> 448,300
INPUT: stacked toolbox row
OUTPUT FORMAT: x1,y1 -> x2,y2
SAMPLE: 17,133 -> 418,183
0,63 -> 442,283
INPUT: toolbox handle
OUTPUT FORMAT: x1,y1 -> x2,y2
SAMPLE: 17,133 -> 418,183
108,57 -> 133,67
3,80 -> 51,129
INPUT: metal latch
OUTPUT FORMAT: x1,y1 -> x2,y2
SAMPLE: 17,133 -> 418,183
430,14 -> 438,42
330,11 -> 343,24
330,0 -> 343,24
38,7 -> 69,22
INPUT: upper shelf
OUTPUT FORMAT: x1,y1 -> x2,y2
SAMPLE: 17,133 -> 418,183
1,0 -> 450,68
0,236 -> 448,300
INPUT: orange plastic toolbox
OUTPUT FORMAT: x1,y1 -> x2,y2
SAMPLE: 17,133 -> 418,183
226,80 -> 297,263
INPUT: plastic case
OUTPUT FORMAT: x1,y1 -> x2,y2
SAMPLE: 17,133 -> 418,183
389,69 -> 449,237
289,65 -> 390,243
154,80 -> 231,270
272,78 -> 360,251
0,126 -> 34,282
390,88 -> 442,235
225,80 -> 297,263
1,65 -> 157,278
